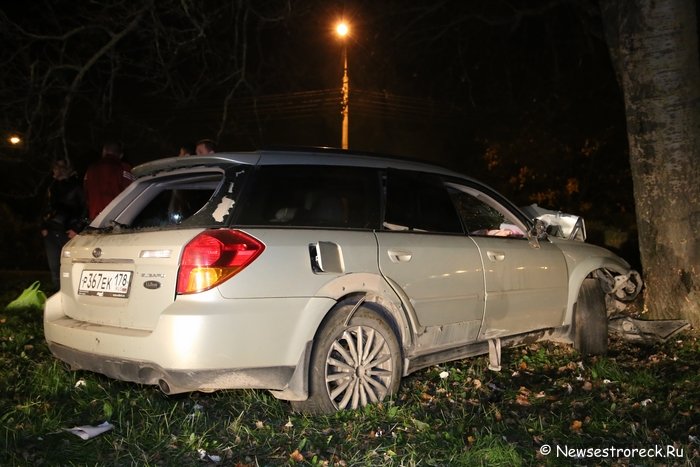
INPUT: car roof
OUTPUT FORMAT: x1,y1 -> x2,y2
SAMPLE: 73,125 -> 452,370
131,147 -> 533,227
132,148 -> 473,181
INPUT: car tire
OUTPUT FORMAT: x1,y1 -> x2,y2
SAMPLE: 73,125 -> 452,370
291,303 -> 402,414
573,277 -> 608,356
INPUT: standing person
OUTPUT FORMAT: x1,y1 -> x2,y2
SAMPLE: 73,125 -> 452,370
84,141 -> 134,220
41,159 -> 86,289
195,139 -> 216,155
179,142 -> 196,157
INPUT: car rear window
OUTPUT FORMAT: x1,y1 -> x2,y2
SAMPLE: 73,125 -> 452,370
130,180 -> 219,228
235,165 -> 381,229
91,167 -> 246,232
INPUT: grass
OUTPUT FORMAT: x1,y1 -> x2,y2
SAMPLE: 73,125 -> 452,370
1,276 -> 699,466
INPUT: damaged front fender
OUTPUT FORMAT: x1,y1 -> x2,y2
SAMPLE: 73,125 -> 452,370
594,268 -> 642,301
594,268 -> 643,314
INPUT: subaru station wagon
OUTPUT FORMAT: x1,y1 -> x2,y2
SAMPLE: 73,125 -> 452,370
44,149 -> 641,414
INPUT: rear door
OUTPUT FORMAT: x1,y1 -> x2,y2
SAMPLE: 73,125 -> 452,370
229,164 -> 383,297
61,167 -> 238,331
375,170 -> 485,343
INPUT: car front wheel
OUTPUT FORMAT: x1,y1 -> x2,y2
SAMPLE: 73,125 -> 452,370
573,277 -> 608,356
292,303 -> 402,414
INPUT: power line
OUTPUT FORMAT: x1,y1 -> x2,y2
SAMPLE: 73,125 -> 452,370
142,88 -> 468,124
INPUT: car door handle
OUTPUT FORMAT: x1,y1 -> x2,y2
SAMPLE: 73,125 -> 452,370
387,249 -> 412,263
486,250 -> 506,262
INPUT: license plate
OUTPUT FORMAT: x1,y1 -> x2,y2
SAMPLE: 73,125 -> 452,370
78,270 -> 132,298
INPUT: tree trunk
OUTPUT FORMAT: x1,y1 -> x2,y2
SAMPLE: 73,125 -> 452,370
600,0 -> 700,326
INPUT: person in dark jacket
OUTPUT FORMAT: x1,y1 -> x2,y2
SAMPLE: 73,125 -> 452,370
83,141 -> 134,220
41,159 -> 86,289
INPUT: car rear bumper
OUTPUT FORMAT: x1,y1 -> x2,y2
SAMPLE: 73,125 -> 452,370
43,292 -> 334,395
48,341 -> 295,394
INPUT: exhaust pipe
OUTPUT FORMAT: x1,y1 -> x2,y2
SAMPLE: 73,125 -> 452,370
157,378 -> 191,395
158,378 -> 172,394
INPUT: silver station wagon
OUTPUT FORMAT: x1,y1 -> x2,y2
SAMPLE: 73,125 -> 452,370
44,149 -> 642,414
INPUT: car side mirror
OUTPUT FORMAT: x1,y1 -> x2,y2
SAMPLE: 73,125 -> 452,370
527,219 -> 548,248
520,204 -> 587,242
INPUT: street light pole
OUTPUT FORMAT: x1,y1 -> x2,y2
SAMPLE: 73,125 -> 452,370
341,44 -> 349,150
336,22 -> 349,150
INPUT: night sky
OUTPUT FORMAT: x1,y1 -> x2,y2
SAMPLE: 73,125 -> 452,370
0,0 -> 637,268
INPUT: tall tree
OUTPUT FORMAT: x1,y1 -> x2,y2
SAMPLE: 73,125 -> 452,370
600,0 -> 700,326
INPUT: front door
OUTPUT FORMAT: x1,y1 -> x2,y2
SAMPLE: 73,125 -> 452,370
445,181 -> 568,339
471,236 -> 568,339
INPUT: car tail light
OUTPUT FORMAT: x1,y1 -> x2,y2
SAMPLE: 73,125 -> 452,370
177,229 -> 264,294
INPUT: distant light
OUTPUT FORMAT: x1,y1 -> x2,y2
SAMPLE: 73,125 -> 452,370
336,22 -> 349,37
9,135 -> 21,145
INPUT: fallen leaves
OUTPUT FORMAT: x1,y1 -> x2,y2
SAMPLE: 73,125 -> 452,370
515,387 -> 531,406
558,361 -> 579,373
493,407 -> 503,422
512,386 -> 547,406
289,449 -> 304,462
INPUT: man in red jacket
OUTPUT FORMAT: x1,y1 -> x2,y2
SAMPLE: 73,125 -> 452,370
84,141 -> 134,220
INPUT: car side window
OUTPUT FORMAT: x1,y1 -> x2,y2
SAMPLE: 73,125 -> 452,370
383,170 -> 463,233
235,165 -> 380,229
447,184 -> 526,238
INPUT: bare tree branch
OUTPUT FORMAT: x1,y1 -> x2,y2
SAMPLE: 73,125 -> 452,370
0,0 -> 294,199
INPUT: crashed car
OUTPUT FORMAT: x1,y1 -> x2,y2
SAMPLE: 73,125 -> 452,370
44,148 -> 641,414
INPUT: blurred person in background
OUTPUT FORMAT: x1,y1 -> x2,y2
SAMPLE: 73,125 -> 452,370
41,159 -> 86,289
179,142 -> 196,157
195,138 -> 216,155
84,141 -> 134,220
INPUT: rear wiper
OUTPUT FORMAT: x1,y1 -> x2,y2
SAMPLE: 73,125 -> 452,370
82,220 -> 130,233
83,225 -> 113,233
110,220 -> 129,229
107,220 -> 132,233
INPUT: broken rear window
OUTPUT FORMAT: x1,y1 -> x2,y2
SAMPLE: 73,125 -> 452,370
88,167 -> 248,232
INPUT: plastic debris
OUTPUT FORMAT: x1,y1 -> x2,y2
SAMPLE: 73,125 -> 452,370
198,448 -> 221,463
64,421 -> 114,440
609,317 -> 689,343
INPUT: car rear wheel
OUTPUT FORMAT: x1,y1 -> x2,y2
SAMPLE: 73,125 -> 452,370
573,278 -> 608,356
292,303 -> 402,414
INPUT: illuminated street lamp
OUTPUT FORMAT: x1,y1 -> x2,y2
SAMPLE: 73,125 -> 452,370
336,21 -> 349,149
8,135 -> 21,145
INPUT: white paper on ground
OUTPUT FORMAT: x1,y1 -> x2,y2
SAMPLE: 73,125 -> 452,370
64,421 -> 114,440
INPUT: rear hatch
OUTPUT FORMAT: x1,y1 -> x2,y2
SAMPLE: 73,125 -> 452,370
59,156 -> 253,331
62,229 -> 200,330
